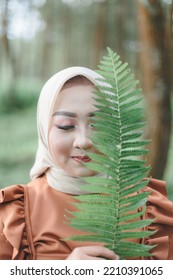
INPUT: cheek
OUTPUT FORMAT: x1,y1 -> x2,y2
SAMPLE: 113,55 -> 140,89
48,128 -> 72,159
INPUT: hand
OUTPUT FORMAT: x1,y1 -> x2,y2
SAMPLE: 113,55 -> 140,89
66,246 -> 119,260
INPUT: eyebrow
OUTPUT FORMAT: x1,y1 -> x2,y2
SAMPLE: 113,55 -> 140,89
52,111 -> 98,118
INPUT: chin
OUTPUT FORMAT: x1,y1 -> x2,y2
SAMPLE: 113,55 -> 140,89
78,171 -> 97,177
68,168 -> 97,177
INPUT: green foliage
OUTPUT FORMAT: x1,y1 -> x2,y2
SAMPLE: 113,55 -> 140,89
0,79 -> 41,114
66,48 -> 156,259
0,107 -> 37,188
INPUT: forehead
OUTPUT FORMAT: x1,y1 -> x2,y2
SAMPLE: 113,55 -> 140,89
53,84 -> 96,112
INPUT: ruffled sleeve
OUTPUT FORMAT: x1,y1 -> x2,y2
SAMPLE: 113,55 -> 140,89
142,178 -> 173,260
0,185 -> 35,260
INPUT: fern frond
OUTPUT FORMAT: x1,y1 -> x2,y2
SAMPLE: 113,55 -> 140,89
66,47 -> 155,259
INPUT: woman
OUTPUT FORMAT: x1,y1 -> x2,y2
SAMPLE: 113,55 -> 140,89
0,66 -> 173,260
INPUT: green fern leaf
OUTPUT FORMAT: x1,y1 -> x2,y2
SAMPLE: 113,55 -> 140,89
66,47 -> 155,259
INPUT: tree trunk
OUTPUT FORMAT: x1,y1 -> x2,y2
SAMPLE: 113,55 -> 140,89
90,1 -> 108,68
137,0 -> 172,179
1,0 -> 16,106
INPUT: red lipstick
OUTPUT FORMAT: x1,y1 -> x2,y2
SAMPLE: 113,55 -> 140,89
72,156 -> 91,163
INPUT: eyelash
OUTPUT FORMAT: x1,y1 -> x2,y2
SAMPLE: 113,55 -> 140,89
56,125 -> 75,131
55,123 -> 95,131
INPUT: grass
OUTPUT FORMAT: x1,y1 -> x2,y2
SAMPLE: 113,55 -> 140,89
0,106 -> 173,201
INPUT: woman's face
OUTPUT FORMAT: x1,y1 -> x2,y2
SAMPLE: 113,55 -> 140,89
48,84 -> 99,177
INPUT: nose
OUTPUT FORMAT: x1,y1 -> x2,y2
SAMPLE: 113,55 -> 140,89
73,129 -> 93,150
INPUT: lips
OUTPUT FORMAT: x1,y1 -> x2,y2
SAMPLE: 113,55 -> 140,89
72,156 -> 91,163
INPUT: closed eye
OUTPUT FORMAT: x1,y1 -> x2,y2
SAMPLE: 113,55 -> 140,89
56,125 -> 75,130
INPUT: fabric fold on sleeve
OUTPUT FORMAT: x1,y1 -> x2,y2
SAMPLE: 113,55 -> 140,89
0,185 -> 29,259
142,178 -> 173,260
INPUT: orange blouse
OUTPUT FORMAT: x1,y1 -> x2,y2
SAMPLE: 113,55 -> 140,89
0,176 -> 173,260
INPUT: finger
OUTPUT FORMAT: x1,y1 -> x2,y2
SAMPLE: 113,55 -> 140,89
81,246 -> 119,260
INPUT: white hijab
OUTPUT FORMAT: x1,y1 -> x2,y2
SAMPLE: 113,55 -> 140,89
30,66 -> 105,195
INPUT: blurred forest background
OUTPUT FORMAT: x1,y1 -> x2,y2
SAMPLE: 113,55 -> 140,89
0,0 -> 173,200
